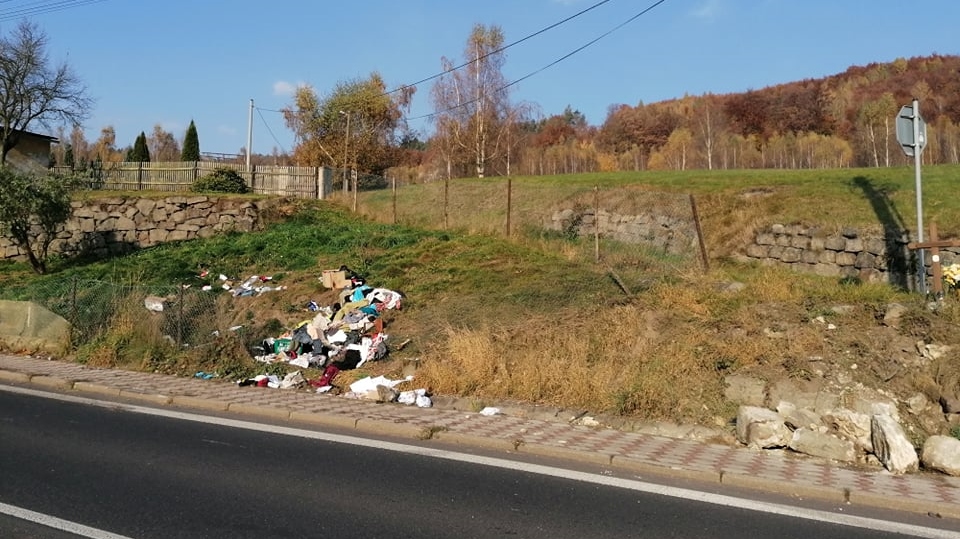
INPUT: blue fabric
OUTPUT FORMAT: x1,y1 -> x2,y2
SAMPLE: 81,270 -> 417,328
350,285 -> 373,302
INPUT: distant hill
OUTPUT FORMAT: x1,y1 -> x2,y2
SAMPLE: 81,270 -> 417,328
590,54 -> 960,172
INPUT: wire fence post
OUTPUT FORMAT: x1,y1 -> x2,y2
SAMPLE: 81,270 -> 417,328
70,276 -> 78,347
392,177 -> 398,225
443,177 -> 449,230
177,285 -> 184,348
594,185 -> 600,263
505,177 -> 512,237
690,194 -> 710,272
352,170 -> 358,213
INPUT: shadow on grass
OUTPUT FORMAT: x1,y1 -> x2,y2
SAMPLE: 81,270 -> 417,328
849,176 -> 911,289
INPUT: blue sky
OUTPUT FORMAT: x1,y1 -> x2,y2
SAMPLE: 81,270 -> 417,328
16,0 -> 960,157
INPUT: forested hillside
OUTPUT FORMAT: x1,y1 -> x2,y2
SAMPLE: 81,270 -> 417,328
393,54 -> 960,180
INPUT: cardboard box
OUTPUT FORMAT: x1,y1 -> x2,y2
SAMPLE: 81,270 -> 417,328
321,269 -> 349,289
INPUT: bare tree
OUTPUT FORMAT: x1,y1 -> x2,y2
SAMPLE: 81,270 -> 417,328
431,24 -> 511,178
148,124 -> 181,161
0,20 -> 92,165
69,125 -> 90,167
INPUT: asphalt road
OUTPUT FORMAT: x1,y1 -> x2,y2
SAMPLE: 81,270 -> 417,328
0,388 -> 950,539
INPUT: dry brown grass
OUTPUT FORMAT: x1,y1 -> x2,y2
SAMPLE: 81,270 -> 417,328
414,303 -> 729,422
78,294 -> 172,370
406,258 -> 951,425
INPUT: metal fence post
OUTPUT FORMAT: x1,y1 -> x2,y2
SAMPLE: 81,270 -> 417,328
392,177 -> 397,224
594,185 -> 600,263
505,177 -> 512,237
177,285 -> 184,347
70,277 -> 78,347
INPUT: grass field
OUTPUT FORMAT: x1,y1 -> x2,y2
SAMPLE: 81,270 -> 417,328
3,164 -> 959,426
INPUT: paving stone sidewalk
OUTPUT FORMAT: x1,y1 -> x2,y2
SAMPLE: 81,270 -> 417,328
2,354 -> 959,520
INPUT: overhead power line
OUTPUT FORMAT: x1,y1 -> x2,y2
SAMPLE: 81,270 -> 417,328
386,0 -> 613,97
256,106 -> 287,155
407,0 -> 670,123
0,0 -> 107,21
259,0 -> 668,148
260,0 -> 616,118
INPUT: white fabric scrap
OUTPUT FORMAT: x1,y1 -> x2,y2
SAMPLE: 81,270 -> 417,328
254,354 -> 278,364
144,296 -> 165,312
479,407 -> 501,416
288,355 -> 310,369
279,371 -> 305,389
348,374 -> 413,394
399,389 -> 432,408
328,330 -> 348,344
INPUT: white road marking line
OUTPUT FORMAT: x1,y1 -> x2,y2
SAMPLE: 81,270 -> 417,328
0,501 -> 134,539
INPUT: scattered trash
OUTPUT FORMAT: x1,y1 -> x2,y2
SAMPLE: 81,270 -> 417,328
144,296 -> 166,312
194,371 -> 216,380
479,407 -> 501,416
239,374 -> 280,388
398,388 -> 432,408
187,265 -> 435,414
348,374 -> 413,394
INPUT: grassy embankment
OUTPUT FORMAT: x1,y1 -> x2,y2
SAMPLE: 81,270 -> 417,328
3,165 -> 960,425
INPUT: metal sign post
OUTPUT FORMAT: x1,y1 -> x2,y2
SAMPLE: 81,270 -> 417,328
896,99 -> 928,294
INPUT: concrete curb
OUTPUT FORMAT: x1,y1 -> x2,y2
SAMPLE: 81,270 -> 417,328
517,442 -> 613,466
170,395 -> 230,412
30,375 -> 72,391
0,369 -> 31,384
228,402 -> 292,421
720,472 -> 848,504
848,490 -> 960,520
118,390 -> 173,406
73,381 -> 122,397
355,418 -> 432,440
289,411 -> 360,431
613,456 -> 722,484
432,431 -> 519,452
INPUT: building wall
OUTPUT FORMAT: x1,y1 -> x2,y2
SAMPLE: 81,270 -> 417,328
6,134 -> 52,173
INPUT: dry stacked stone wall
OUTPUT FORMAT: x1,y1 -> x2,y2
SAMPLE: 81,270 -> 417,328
548,208 -> 698,256
743,223 -> 960,288
0,195 -> 279,262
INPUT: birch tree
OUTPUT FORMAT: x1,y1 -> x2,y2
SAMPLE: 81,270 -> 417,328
431,24 -> 511,178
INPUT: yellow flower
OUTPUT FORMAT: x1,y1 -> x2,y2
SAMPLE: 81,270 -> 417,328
944,263 -> 960,289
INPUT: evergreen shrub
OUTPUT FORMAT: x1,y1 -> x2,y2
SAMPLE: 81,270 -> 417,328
191,168 -> 249,193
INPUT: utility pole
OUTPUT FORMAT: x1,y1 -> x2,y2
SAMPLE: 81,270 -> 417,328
246,99 -> 254,170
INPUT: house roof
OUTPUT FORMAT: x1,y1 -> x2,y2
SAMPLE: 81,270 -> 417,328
15,129 -> 59,143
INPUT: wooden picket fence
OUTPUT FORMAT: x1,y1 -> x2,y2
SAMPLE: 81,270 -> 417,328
51,161 -> 335,199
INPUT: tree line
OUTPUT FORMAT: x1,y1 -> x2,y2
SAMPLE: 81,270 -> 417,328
52,120 -> 201,168
281,23 -> 960,182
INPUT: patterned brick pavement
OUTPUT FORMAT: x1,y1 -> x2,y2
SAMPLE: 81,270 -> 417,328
2,354 -> 960,519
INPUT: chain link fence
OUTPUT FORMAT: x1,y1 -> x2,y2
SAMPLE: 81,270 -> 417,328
358,179 -> 707,293
0,277 -> 238,352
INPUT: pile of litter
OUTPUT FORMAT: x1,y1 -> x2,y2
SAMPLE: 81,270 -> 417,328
240,265 -> 432,408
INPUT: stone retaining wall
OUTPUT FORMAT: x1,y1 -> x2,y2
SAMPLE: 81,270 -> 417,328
549,204 -> 959,289
742,223 -> 960,288
0,195 -> 279,261
547,208 -> 698,256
